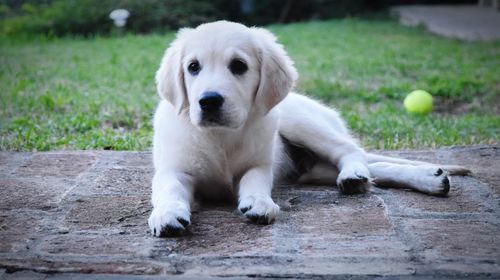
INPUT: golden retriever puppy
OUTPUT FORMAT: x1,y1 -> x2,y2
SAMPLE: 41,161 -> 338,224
148,21 -> 469,237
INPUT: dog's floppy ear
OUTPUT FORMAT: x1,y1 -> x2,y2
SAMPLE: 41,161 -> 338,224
155,28 -> 192,115
251,28 -> 298,114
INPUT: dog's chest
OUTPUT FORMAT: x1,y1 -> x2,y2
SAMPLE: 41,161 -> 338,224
193,132 -> 264,189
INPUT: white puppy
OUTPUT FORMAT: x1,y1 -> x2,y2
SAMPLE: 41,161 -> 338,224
148,21 -> 470,237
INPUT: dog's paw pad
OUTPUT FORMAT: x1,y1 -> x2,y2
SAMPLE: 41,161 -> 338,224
337,164 -> 371,195
151,218 -> 189,237
436,176 -> 450,195
338,176 -> 370,195
246,213 -> 272,225
158,224 -> 186,237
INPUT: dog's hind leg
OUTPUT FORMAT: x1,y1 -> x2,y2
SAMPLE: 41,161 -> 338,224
278,93 -> 370,194
293,160 -> 452,196
366,153 -> 471,176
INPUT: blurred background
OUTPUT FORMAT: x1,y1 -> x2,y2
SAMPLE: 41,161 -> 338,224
0,0 -> 477,37
0,0 -> 498,152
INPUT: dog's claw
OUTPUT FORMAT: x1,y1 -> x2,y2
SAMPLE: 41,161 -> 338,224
239,206 -> 251,214
246,213 -> 272,225
355,174 -> 369,183
442,176 -> 449,186
177,218 -> 190,227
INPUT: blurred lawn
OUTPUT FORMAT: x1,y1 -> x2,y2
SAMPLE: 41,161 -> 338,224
1,19 -> 499,151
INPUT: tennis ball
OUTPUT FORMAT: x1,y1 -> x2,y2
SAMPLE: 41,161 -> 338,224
404,90 -> 433,114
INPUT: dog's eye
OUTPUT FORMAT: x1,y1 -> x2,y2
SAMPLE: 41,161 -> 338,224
229,59 -> 248,75
188,61 -> 201,75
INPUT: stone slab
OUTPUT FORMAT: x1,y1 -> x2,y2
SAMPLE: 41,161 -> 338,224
15,153 -> 96,178
0,258 -> 163,275
93,167 -> 153,196
38,233 -> 152,257
154,195 -> 403,258
113,152 -> 152,168
0,210 -> 44,253
0,153 -> 31,177
0,146 -> 499,278
0,178 -> 74,211
64,196 -> 150,234
450,146 -> 500,197
385,176 -> 486,214
408,219 -> 500,260
177,257 -> 417,277
0,270 -> 47,280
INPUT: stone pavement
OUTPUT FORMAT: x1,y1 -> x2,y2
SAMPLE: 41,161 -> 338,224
0,146 -> 499,279
391,5 -> 500,41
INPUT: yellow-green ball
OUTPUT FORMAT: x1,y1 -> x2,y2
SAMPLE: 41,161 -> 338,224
404,90 -> 433,114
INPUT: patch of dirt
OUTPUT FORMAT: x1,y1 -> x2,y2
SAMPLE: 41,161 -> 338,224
433,96 -> 499,115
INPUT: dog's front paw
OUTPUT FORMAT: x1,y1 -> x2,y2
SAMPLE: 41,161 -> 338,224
337,164 -> 371,195
238,195 -> 279,225
148,202 -> 190,237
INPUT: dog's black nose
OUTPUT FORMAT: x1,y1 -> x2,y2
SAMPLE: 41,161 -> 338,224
199,92 -> 224,112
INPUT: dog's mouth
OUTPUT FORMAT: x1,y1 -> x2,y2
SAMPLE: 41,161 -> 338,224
194,106 -> 244,130
199,112 -> 230,128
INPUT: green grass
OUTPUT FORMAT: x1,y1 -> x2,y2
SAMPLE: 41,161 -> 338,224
1,19 -> 499,151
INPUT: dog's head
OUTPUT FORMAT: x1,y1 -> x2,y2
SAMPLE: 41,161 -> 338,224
155,21 -> 298,129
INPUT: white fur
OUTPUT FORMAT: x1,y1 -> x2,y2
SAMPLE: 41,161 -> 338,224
148,21 -> 470,237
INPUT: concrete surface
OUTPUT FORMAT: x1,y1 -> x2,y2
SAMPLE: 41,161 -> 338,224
391,5 -> 500,41
0,146 -> 499,279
